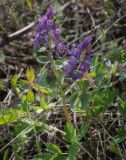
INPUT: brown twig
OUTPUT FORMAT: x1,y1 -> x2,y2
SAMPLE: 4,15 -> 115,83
0,21 -> 35,47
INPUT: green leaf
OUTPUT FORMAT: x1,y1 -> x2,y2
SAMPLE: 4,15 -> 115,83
0,108 -> 27,126
70,93 -> 77,106
34,153 -> 52,160
108,144 -> 120,155
15,87 -> 21,95
11,74 -> 18,88
34,154 -> 67,160
91,105 -> 106,117
118,103 -> 126,119
27,89 -> 34,104
105,0 -> 117,13
78,80 -> 89,91
26,0 -> 32,10
38,47 -> 47,53
55,60 -> 67,69
13,122 -> 30,135
93,89 -> 117,108
112,128 -> 126,144
58,70 -> 65,84
0,51 -> 5,64
52,61 -> 60,80
37,55 -> 50,64
54,155 -> 67,160
26,67 -> 35,83
0,81 -> 7,89
46,143 -> 62,154
112,135 -> 126,144
80,92 -> 90,108
96,63 -> 105,75
0,110 -> 18,125
70,93 -> 81,109
73,96 -> 81,108
104,89 -> 117,105
14,154 -> 24,160
37,68 -> 48,87
3,149 -> 9,160
54,0 -> 62,12
68,143 -> 78,160
40,97 -> 49,110
64,122 -> 76,143
77,122 -> 89,140
49,153 -> 58,160
33,84 -> 50,95
94,95 -> 105,106
116,128 -> 126,137
21,95 -> 27,103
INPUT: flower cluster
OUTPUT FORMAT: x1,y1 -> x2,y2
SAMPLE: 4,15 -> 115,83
34,7 -> 61,49
34,6 -> 69,54
64,37 -> 95,83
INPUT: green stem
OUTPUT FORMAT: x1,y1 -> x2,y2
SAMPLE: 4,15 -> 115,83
47,50 -> 70,123
52,60 -> 70,123
26,103 -> 41,154
59,83 -> 70,123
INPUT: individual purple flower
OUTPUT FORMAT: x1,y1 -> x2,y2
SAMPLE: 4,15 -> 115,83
64,57 -> 77,74
70,48 -> 81,58
34,33 -> 47,49
56,43 -> 69,55
79,61 -> 90,71
72,72 -> 83,80
50,28 -> 62,45
64,65 -> 76,74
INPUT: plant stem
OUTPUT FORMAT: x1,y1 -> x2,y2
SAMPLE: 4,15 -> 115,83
26,103 -> 41,154
58,82 -> 71,123
52,60 -> 70,123
47,50 -> 71,123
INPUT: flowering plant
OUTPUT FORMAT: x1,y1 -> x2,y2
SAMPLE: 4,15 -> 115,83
34,6 -> 95,83
0,2 -> 125,160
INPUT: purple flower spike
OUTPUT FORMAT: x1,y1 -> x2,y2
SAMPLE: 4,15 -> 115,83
33,6 -> 63,50
64,36 -> 94,82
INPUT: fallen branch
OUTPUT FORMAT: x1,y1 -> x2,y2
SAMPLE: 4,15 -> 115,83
0,21 -> 35,47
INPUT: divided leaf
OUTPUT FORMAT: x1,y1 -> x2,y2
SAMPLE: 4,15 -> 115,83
46,143 -> 62,154
26,67 -> 35,83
